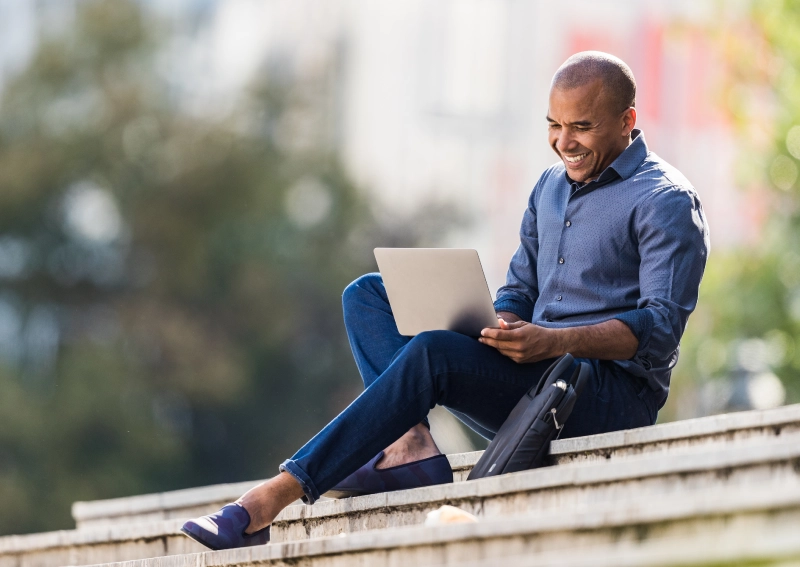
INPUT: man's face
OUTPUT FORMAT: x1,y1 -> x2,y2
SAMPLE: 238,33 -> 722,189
547,79 -> 635,184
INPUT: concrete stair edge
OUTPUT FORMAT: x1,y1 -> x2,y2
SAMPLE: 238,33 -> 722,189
69,452 -> 484,528
70,403 -> 800,527
549,402 -> 800,456
70,481 -> 264,529
418,529 -> 800,567
6,435 -> 800,555
73,485 -> 800,567
275,436 -> 800,522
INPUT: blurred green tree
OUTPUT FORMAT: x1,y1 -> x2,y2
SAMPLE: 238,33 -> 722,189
665,0 -> 800,420
0,0 -> 458,535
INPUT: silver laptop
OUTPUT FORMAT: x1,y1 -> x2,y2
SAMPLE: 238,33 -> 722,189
374,248 -> 499,337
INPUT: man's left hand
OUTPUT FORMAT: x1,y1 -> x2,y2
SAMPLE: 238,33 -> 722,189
478,319 -> 561,364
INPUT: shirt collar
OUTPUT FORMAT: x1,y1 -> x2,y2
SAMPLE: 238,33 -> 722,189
607,129 -> 648,180
566,129 -> 649,188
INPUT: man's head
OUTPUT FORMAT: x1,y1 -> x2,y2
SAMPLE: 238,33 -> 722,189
547,51 -> 637,184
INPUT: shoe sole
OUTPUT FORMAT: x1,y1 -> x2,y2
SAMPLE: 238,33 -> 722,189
324,479 -> 454,499
323,488 -> 367,499
180,526 -> 222,551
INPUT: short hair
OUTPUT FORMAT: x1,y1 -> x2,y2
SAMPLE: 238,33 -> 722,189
552,51 -> 636,113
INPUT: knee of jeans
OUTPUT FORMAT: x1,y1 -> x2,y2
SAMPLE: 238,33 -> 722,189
406,330 -> 454,358
403,331 -> 457,393
342,273 -> 383,306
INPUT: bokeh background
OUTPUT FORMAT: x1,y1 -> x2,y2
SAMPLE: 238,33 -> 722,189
0,0 -> 799,536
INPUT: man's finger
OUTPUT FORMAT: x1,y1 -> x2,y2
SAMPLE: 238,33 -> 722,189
478,337 -> 506,349
480,327 -> 517,341
497,318 -> 527,330
479,337 -> 521,352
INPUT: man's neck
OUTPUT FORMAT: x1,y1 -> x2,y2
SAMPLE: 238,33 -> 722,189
583,136 -> 633,184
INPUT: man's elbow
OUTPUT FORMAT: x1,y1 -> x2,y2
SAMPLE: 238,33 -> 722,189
611,319 -> 640,360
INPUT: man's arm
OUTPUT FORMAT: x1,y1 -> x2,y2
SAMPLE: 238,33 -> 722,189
486,186 -> 708,367
479,317 -> 637,364
493,182 -> 542,322
615,188 -> 708,369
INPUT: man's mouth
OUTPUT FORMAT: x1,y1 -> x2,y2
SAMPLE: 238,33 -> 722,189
563,152 -> 588,164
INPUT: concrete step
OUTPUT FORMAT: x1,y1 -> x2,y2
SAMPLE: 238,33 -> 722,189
549,401 -> 800,465
5,435 -> 800,567
269,435 -> 800,542
0,519 -> 194,567
71,403 -> 800,530
79,485 -> 800,567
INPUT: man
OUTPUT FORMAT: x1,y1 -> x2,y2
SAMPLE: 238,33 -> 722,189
181,51 -> 709,550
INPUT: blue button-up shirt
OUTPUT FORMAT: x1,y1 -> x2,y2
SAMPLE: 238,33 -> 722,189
494,130 -> 709,402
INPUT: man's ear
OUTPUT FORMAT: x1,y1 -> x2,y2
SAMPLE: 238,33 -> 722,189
622,107 -> 637,136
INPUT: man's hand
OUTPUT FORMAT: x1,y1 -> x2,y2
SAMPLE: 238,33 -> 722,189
479,319 -> 562,363
479,317 -> 639,363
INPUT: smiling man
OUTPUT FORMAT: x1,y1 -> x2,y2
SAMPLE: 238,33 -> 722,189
181,51 -> 709,551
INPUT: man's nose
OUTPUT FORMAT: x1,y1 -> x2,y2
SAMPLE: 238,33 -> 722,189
556,130 -> 576,153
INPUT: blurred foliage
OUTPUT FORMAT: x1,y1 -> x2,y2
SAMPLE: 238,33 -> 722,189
665,0 -> 800,420
0,0 -> 459,535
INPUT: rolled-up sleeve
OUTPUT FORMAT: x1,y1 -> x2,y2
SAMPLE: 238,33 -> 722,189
494,186 -> 541,322
616,186 -> 709,370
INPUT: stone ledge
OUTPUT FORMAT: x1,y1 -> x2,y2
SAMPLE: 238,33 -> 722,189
414,520 -> 800,567
445,450 -> 482,471
76,485 -> 800,567
549,402 -> 800,456
9,436 -> 800,555
70,404 -> 800,528
72,481 -> 262,530
0,520 -> 184,555
273,436 -> 800,523
71,453 -> 484,529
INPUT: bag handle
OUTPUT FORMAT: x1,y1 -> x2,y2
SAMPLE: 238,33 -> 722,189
569,361 -> 590,397
531,354 -> 576,397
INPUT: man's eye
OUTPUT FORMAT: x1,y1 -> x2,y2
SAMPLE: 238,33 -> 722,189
549,124 -> 561,129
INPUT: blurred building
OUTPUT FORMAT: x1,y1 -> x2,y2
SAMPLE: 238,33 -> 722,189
175,0 -> 753,292
0,0 -> 753,293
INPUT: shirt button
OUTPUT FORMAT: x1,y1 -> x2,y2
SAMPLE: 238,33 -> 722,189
565,220 -> 571,227
556,295 -> 562,301
558,257 -> 565,264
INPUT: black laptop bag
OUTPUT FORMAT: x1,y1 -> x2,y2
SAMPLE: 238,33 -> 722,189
467,353 -> 590,480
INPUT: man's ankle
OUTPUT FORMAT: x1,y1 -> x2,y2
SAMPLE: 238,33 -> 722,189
377,426 -> 441,469
238,472 -> 304,533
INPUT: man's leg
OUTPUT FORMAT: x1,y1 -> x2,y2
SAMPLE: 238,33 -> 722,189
342,275 -> 513,442
203,335 -> 656,540
341,273 -> 439,468
274,346 -> 657,510
236,330 -> 553,532
342,273 -> 410,389
559,359 -> 657,439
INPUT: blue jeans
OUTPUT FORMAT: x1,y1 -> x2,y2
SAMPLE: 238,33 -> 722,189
281,273 -> 659,503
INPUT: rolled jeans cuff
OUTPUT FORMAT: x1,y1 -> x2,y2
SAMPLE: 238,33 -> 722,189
279,459 -> 320,504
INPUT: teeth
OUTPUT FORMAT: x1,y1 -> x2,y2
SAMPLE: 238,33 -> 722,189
564,153 -> 588,163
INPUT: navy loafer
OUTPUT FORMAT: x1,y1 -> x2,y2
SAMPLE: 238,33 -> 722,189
181,503 -> 270,550
325,452 -> 453,498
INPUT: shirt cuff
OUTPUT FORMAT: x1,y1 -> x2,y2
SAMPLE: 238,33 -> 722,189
613,309 -> 654,353
493,297 -> 533,322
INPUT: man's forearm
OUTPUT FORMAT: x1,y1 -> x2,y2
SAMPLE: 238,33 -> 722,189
552,319 -> 638,360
